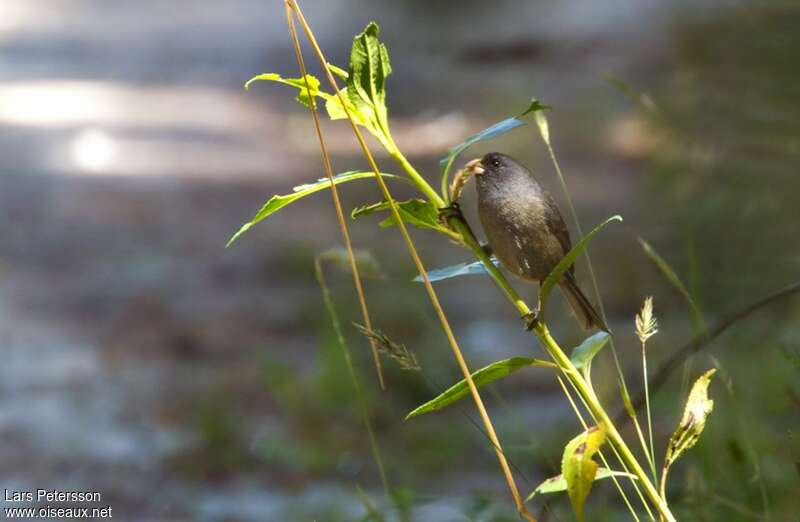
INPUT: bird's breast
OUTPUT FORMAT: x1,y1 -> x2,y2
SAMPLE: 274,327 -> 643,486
477,189 -> 563,281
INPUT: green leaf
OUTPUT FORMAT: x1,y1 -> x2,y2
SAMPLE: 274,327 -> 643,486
352,199 -> 435,227
664,369 -> 716,470
353,198 -> 451,234
323,87 -> 375,129
411,258 -> 501,283
638,237 -> 705,332
226,171 -> 400,247
525,468 -> 636,502
540,215 -> 622,309
405,357 -> 555,420
244,71 -> 372,130
562,425 -> 608,522
439,99 -> 549,192
348,22 -> 392,132
245,24 -> 394,145
570,331 -> 611,369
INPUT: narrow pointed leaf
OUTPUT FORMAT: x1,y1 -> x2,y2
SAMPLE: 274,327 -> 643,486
525,468 -> 636,502
570,331 -> 611,369
562,425 -> 608,522
664,369 -> 716,469
405,357 -> 556,420
227,172 -> 400,247
412,258 -> 501,283
439,99 -> 550,182
540,215 -> 622,308
638,237 -> 705,331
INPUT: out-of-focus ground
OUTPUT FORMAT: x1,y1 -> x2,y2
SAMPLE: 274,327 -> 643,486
1,1 -> 798,520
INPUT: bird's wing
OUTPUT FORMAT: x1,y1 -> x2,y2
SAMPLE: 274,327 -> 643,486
543,192 -> 575,274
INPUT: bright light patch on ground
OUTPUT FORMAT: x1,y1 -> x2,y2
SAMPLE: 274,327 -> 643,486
70,129 -> 117,173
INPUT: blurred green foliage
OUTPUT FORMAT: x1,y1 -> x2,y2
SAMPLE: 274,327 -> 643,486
646,2 -> 800,312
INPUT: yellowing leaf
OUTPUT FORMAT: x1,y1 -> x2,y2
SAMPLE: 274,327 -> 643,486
664,369 -> 716,469
245,73 -> 321,107
562,425 -> 607,522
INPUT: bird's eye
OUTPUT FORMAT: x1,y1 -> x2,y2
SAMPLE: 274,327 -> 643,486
490,158 -> 501,168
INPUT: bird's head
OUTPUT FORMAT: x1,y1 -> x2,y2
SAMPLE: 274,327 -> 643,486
464,152 -> 516,178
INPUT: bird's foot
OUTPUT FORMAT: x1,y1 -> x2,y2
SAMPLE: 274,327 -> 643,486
437,201 -> 463,223
522,308 -> 540,331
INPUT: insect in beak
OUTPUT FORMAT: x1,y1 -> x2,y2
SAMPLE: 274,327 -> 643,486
465,158 -> 485,175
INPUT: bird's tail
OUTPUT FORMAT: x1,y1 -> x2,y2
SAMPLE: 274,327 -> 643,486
559,275 -> 610,333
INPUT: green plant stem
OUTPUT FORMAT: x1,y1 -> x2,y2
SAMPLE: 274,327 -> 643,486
537,326 -> 674,522
563,373 -> 655,521
642,341 -> 657,482
630,406 -> 657,485
388,151 -> 445,208
387,147 -> 675,521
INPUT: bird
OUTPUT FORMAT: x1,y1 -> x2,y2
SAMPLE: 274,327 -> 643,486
464,152 -> 609,332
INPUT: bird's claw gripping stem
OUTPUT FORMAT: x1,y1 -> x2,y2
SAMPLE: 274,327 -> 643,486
437,201 -> 463,224
523,309 -> 540,331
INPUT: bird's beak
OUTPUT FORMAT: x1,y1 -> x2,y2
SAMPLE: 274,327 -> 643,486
465,158 -> 485,175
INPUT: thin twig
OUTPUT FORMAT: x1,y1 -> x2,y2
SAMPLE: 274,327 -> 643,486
284,4 -> 385,389
618,279 -> 800,425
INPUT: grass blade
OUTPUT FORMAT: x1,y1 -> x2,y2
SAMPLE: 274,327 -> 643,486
539,216 -> 622,310
405,357 -> 555,420
637,237 -> 705,332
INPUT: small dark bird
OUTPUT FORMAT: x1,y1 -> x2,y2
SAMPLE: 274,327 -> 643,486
465,152 -> 609,332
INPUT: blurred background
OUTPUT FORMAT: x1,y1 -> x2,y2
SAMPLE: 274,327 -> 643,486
1,0 -> 798,520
